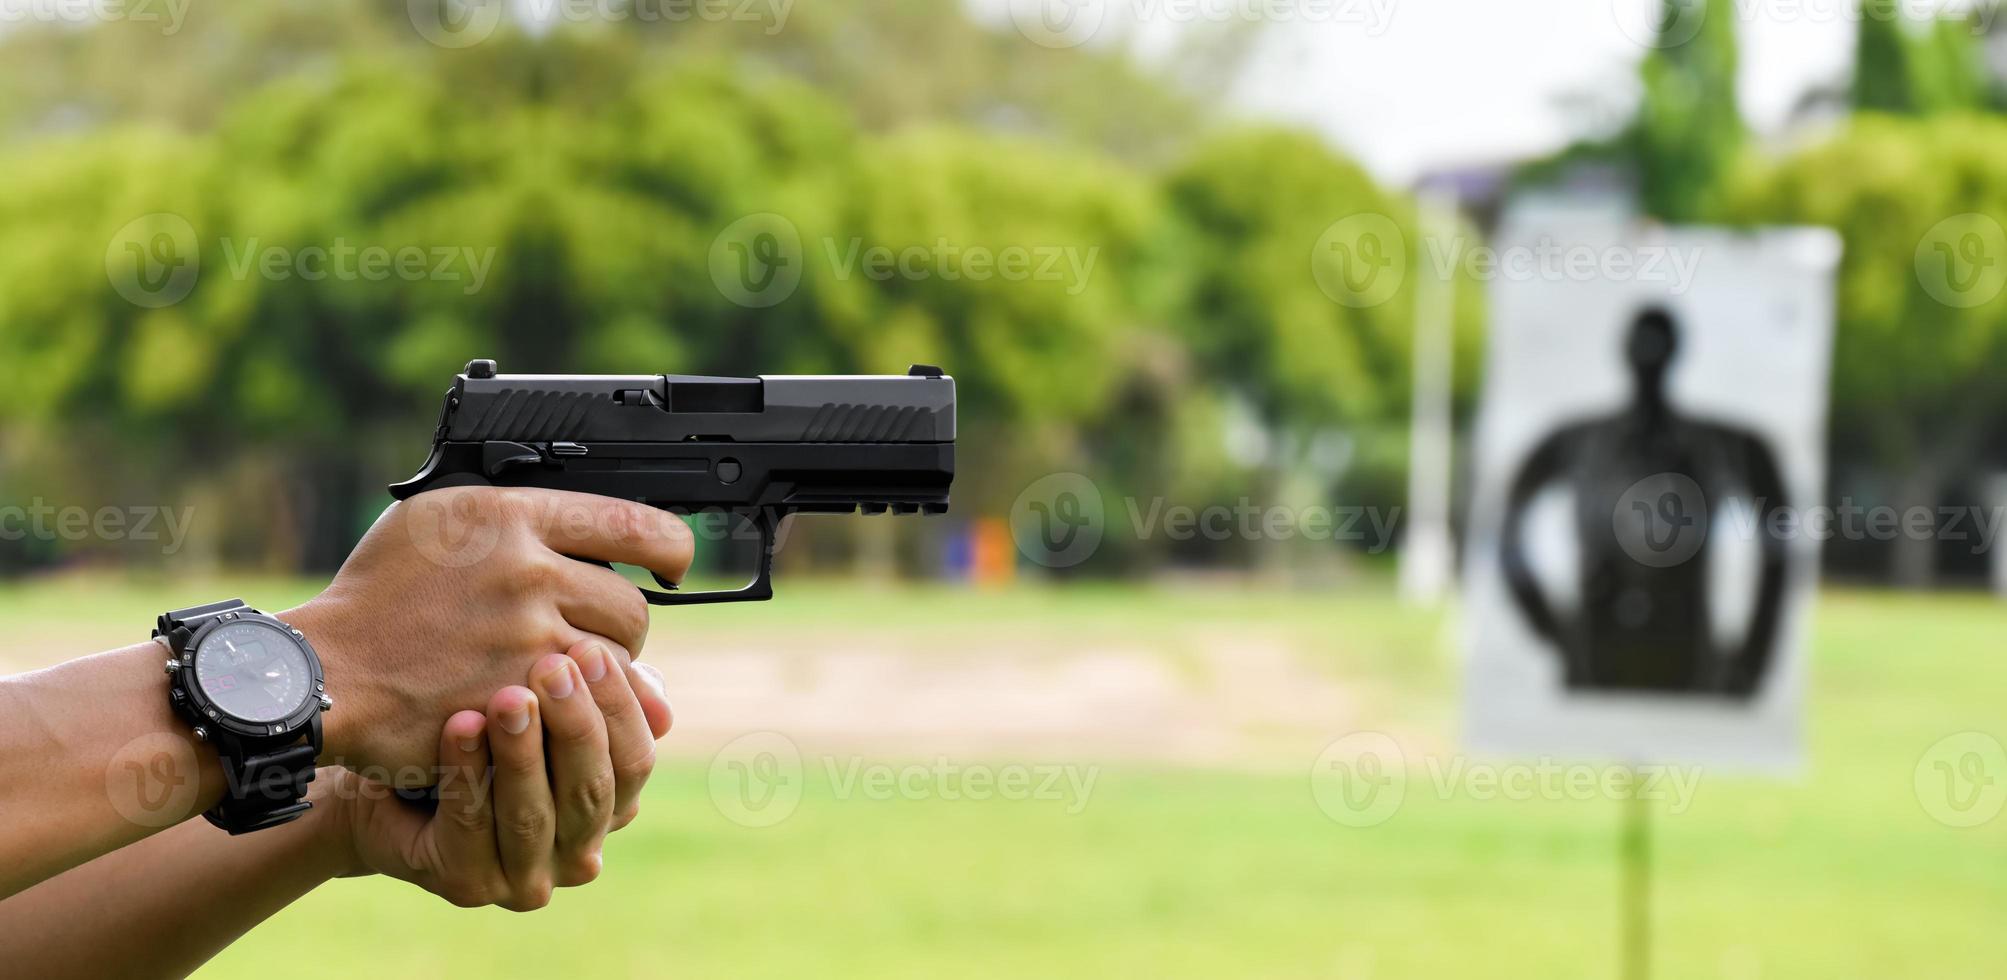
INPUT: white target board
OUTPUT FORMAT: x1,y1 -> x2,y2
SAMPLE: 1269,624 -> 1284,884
1461,212 -> 1839,771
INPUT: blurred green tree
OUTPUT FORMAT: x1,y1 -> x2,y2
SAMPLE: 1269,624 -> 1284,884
1853,8 -> 1991,115
1731,114 -> 2007,586
644,0 -> 1210,164
1631,0 -> 1744,222
1165,129 -> 1418,431
1517,0 -> 1744,223
0,47 -> 882,566
0,1 -> 1210,166
0,41 -> 1187,570
1153,128 -> 1484,570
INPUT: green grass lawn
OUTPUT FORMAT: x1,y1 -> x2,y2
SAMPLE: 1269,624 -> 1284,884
6,578 -> 2004,978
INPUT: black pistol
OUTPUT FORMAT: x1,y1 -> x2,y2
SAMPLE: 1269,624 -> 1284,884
391,359 -> 955,605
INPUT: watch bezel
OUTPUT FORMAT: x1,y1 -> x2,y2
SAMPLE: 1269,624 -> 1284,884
171,611 -> 326,740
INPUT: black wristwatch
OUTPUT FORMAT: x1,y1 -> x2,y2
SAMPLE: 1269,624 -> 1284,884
156,600 -> 334,835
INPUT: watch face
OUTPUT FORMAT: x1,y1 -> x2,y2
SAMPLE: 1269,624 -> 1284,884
192,621 -> 314,724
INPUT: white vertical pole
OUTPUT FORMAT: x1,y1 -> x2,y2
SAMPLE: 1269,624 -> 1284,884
1400,184 -> 1459,605
1992,475 -> 2007,598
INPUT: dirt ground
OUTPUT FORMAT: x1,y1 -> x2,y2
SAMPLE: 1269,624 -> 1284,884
644,627 -> 1371,769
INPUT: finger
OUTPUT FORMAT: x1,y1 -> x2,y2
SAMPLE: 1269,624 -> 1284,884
564,630 -> 671,738
487,686 -> 555,911
564,640 -> 655,831
531,653 -> 614,887
429,711 -> 500,905
629,660 -> 673,740
520,490 -> 695,588
550,557 -> 652,655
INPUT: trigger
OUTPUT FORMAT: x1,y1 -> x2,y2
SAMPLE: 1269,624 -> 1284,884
574,556 -> 682,605
638,572 -> 681,606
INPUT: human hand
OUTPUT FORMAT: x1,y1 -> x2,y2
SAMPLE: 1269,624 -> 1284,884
284,487 -> 684,782
321,639 -> 669,909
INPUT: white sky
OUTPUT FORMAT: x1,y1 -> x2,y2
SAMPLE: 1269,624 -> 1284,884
974,0 -> 1916,183
1227,0 -> 1863,182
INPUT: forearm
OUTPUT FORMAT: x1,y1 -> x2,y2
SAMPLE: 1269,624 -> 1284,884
0,776 -> 353,980
0,641 -> 228,898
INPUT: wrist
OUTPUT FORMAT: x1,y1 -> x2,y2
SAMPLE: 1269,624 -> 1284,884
278,597 -> 375,770
299,771 -> 369,881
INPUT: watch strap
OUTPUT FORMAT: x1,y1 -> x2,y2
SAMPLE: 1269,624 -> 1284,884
155,598 -> 250,644
205,737 -> 321,835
